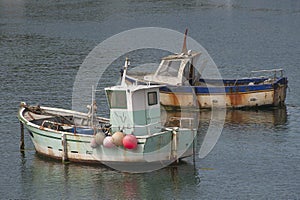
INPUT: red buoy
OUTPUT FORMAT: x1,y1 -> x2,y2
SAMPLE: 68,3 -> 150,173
123,134 -> 138,149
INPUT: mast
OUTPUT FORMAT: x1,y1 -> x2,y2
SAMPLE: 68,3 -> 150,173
181,28 -> 188,54
121,57 -> 130,86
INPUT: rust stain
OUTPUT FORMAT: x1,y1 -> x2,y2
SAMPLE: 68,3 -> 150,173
169,93 -> 180,106
228,93 -> 245,107
47,148 -> 55,157
160,93 -> 180,107
274,85 -> 287,106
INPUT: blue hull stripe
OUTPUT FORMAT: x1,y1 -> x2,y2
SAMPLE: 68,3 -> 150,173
126,76 -> 287,95
160,84 -> 274,94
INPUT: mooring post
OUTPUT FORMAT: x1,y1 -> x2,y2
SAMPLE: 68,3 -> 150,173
193,131 -> 196,164
20,122 -> 25,151
62,134 -> 69,163
172,128 -> 179,163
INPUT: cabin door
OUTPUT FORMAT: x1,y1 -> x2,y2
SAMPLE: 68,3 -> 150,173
132,91 -> 147,126
145,90 -> 160,125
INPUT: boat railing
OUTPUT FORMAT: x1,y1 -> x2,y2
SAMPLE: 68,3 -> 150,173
233,79 -> 239,87
249,68 -> 284,79
111,118 -> 195,135
113,121 -> 163,135
167,117 -> 194,129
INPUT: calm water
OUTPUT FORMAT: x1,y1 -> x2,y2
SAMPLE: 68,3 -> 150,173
1,0 -> 300,199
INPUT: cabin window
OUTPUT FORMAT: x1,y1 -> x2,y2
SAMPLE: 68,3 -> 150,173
148,92 -> 158,106
106,90 -> 127,109
158,60 -> 182,77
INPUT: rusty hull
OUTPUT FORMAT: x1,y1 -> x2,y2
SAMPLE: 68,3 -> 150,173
160,89 -> 282,109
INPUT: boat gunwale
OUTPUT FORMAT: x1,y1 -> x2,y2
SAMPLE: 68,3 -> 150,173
19,106 -> 189,140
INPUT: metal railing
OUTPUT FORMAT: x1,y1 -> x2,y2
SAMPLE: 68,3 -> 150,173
249,68 -> 284,79
168,117 -> 194,129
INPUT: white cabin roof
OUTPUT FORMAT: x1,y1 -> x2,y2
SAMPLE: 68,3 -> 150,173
144,51 -> 201,85
105,84 -> 162,93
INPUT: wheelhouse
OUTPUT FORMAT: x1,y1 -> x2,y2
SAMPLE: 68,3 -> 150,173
105,85 -> 162,136
144,52 -> 201,86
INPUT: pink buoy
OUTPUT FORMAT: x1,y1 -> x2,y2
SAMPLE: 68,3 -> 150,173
123,134 -> 138,149
90,138 -> 98,148
103,136 -> 115,148
112,131 -> 125,146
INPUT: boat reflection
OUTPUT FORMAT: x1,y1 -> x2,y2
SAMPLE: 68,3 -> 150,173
162,106 -> 288,127
20,154 -> 200,199
162,106 -> 288,159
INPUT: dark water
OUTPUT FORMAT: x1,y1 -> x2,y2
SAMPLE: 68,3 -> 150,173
1,0 -> 300,199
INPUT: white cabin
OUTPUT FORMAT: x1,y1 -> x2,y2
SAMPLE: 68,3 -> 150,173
144,51 -> 201,86
105,84 -> 162,136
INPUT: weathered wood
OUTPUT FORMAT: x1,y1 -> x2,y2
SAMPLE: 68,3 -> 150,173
171,129 -> 178,163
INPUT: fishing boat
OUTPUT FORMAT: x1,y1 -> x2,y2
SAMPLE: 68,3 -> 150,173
18,59 -> 196,173
125,30 -> 288,109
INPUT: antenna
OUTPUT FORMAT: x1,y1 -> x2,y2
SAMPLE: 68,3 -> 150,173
121,58 -> 129,86
181,28 -> 188,54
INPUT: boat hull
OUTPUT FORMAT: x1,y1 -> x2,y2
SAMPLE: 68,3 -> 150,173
26,125 -> 194,163
126,76 -> 288,109
18,106 -> 195,167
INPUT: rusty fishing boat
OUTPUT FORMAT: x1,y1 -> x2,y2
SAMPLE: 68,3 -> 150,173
125,30 -> 288,109
18,59 -> 196,172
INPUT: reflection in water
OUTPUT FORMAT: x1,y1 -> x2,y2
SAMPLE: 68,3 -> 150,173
163,106 -> 288,157
20,154 -> 200,199
224,106 -> 287,126
163,106 -> 287,127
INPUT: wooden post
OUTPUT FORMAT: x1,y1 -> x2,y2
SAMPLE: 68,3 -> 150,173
172,128 -> 178,163
62,134 -> 69,163
20,122 -> 25,151
192,131 -> 196,164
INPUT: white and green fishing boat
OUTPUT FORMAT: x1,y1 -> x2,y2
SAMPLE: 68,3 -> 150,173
18,59 -> 196,172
